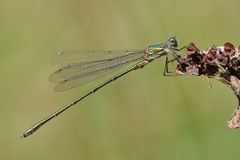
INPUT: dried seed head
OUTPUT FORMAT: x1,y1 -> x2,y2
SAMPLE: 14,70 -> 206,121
175,42 -> 237,78
224,42 -> 235,56
186,42 -> 200,55
174,42 -> 240,130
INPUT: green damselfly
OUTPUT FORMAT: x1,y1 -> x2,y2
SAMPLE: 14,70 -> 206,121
21,37 -> 186,138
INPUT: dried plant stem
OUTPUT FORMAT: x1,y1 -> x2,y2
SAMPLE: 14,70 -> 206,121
175,42 -> 240,129
213,74 -> 240,129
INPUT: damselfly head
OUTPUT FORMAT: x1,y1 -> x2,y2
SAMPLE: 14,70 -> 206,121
167,36 -> 178,48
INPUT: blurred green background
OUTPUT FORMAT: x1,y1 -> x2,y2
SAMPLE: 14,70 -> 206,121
1,0 -> 240,159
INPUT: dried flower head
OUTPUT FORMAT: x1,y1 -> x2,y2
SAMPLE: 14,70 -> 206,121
175,42 -> 240,129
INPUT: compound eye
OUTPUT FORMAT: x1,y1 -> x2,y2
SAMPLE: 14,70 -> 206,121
170,38 -> 175,43
168,39 -> 174,44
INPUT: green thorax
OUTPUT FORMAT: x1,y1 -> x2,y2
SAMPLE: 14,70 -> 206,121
148,43 -> 165,49
146,43 -> 167,60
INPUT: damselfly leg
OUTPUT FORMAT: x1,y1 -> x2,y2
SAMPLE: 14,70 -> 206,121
163,47 -> 187,76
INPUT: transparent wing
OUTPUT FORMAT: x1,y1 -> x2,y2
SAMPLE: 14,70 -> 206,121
49,49 -> 144,91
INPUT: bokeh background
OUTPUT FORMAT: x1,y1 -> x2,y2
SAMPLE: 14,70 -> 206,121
1,0 -> 240,159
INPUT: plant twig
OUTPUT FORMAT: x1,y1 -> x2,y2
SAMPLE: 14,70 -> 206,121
175,42 -> 240,129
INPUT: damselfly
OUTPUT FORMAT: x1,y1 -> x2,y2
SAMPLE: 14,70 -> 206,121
21,37 -> 186,138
